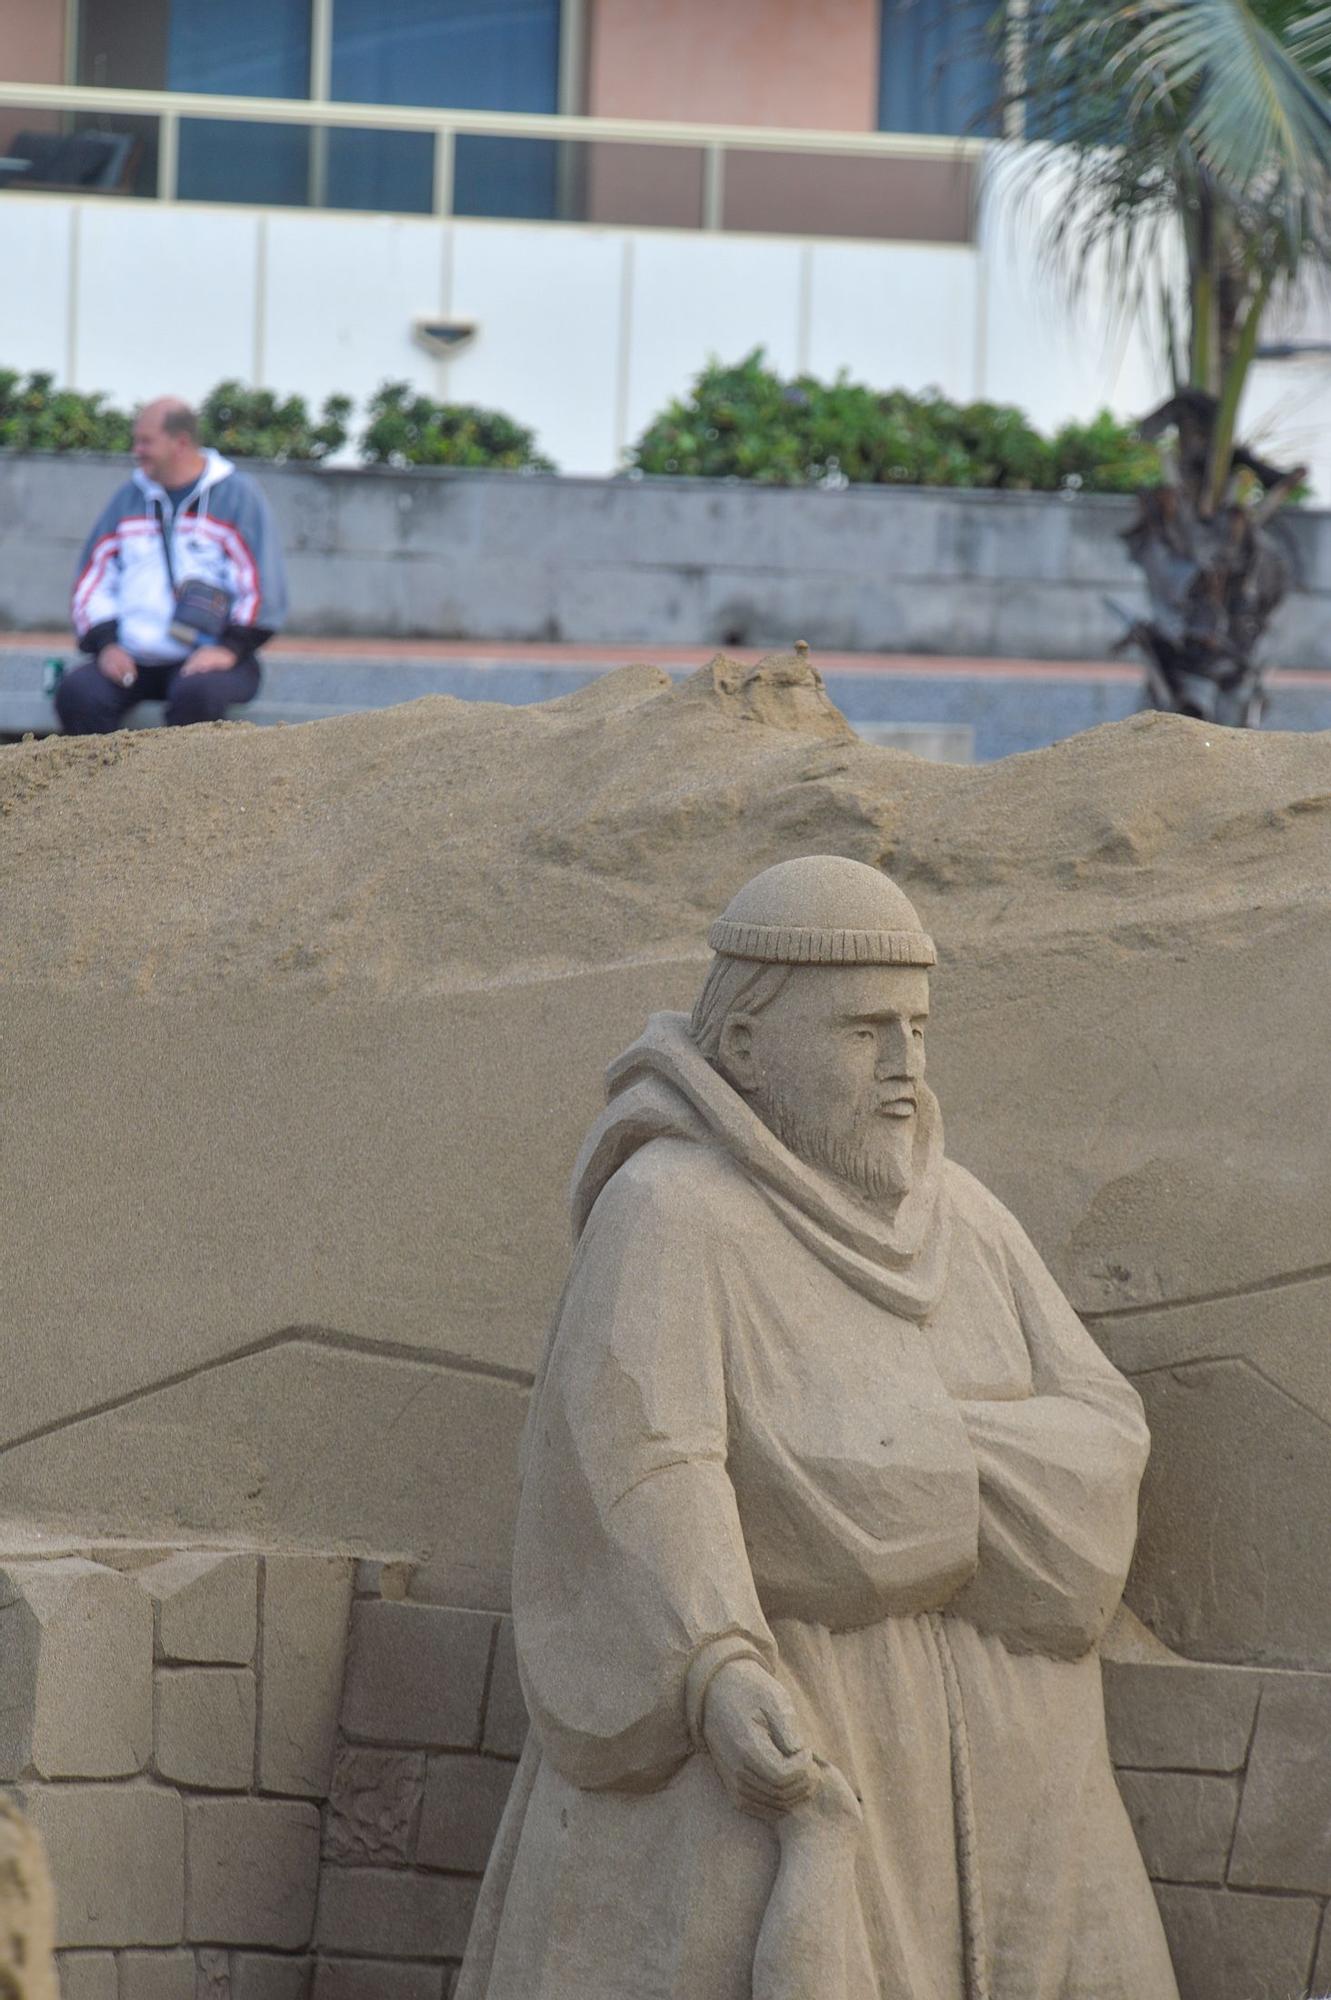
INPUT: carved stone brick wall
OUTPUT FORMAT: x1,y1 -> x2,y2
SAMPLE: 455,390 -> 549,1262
1106,1654 -> 1331,2000
9,1543 -> 1324,1999
324,1593 -> 1331,2000
0,1548 -> 350,1998
313,1567 -> 525,1998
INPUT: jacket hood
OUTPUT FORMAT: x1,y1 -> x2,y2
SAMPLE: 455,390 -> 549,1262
132,447 -> 235,500
571,1011 -> 952,1323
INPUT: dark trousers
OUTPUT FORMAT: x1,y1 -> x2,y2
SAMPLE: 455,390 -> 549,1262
55,656 -> 262,735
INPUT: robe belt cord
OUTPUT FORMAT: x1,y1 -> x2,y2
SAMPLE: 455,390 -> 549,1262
927,1612 -> 992,2000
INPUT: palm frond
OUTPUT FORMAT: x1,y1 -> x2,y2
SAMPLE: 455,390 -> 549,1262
1121,0 -> 1331,207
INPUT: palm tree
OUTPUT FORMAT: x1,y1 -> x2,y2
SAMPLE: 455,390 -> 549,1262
987,0 -> 1331,721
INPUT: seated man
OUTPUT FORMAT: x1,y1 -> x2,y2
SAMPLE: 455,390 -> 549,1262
59,395 -> 287,734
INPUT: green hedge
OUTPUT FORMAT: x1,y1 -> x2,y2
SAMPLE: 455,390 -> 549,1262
1,355 -> 1165,492
628,351 -> 1163,493
198,381 -> 351,463
358,381 -> 554,470
0,371 -> 132,454
0,371 -> 552,470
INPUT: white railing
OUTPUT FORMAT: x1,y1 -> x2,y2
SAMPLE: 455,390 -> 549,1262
0,80 -> 985,221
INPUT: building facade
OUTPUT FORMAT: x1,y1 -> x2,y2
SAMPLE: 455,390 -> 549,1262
0,0 -> 1327,489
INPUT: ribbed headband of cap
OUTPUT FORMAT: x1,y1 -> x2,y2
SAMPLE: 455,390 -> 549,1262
707,919 -> 936,966
707,856 -> 936,967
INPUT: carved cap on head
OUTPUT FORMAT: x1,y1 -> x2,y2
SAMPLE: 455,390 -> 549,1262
708,856 -> 936,967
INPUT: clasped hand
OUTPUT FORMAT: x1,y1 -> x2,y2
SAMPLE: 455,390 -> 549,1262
702,1657 -> 814,1821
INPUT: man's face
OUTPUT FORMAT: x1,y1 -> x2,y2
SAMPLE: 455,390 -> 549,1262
721,965 -> 930,1204
133,410 -> 192,486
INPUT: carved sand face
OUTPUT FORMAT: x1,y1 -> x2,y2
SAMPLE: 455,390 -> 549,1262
720,964 -> 930,1204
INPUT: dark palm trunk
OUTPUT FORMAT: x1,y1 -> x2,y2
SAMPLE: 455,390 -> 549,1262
1115,391 -> 1304,726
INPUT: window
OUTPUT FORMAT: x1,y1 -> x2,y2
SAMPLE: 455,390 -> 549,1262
76,0 -> 313,202
879,0 -> 1001,139
72,0 -> 564,214
168,0 -> 313,206
327,0 -> 562,219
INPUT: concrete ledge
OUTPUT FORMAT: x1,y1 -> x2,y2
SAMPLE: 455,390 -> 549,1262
4,454 -> 1324,664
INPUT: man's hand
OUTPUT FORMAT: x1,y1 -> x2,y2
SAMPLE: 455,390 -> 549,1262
702,1658 -> 814,1821
180,646 -> 236,677
96,642 -> 137,688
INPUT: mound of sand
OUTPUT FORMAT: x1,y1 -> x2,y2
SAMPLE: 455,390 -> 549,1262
5,649 -> 1329,996
3,651 -> 1330,1662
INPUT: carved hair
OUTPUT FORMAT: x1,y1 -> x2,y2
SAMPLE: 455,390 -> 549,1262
689,957 -> 792,1065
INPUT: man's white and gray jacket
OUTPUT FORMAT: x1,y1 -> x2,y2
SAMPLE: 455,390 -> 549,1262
72,449 -> 288,666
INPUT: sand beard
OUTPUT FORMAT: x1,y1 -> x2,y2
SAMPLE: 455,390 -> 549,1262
755,1087 -> 916,1205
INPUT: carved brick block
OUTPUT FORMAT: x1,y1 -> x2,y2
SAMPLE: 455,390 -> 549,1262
156,1666 -> 256,1790
140,1552 -> 258,1666
0,1559 -> 152,1779
186,1798 -> 321,1949
258,1558 -> 353,1798
325,1747 -> 425,1865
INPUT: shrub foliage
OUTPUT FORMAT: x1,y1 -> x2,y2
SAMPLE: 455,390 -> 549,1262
0,371 -> 132,454
629,350 -> 1162,493
1,355 -> 1165,493
358,381 -> 555,471
198,380 -> 351,462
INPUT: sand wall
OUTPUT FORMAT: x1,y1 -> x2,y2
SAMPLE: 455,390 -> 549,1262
5,654 -> 1331,1990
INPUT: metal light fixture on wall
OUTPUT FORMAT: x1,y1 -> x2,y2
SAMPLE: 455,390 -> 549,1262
413,319 -> 478,358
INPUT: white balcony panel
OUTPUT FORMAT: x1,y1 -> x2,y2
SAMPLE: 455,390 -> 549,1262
73,203 -> 260,403
806,241 -> 980,403
0,199 -> 74,380
620,233 -> 803,458
447,223 -> 624,475
262,211 -> 448,415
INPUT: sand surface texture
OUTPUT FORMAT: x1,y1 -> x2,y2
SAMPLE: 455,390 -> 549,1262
3,652 -> 1329,1657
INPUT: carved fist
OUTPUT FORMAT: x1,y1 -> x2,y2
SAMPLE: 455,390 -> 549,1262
701,1657 -> 814,1821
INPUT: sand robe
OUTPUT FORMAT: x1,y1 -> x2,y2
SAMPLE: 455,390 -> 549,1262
457,1015 -> 1179,2000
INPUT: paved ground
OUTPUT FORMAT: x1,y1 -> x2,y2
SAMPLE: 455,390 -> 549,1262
7,633 -> 1331,760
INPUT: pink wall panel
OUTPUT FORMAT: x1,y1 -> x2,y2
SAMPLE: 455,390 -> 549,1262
586,0 -> 880,132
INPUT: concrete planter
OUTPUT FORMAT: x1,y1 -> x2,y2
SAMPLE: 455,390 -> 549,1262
3,452 -> 1326,664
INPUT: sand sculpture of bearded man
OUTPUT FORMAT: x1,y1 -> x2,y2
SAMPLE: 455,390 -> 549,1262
458,856 -> 1179,2000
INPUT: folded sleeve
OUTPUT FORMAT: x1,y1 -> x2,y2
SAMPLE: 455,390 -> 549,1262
513,1150 -> 776,1794
945,1204 -> 1149,1660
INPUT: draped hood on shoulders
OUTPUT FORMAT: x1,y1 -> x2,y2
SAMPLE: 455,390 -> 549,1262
570,1011 -> 953,1326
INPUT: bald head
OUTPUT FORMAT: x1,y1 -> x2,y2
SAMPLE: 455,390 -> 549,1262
133,397 -> 204,485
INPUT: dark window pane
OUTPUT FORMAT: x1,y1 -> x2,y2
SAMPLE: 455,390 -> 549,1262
454,135 -> 557,219
329,0 -> 560,219
879,0 -> 1001,138
75,0 -> 173,194
325,128 -> 433,213
166,0 -> 311,94
167,0 -> 312,205
177,119 -> 311,206
78,0 -> 171,91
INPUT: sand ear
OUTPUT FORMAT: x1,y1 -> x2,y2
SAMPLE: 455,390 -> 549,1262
0,1801 -> 58,2000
